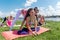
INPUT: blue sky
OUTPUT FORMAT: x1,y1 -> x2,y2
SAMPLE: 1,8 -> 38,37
0,0 -> 60,17
0,0 -> 25,12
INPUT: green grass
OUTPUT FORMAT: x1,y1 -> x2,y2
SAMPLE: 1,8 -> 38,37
0,21 -> 60,40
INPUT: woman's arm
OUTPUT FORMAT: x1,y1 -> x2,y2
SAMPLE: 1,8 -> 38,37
34,16 -> 38,35
20,19 -> 25,30
34,20 -> 38,32
26,17 -> 37,35
26,17 -> 33,33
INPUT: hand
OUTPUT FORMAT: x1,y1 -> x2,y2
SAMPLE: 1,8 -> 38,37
29,31 -> 36,36
32,32 -> 37,36
34,31 -> 38,35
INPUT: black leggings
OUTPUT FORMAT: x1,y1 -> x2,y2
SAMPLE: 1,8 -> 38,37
2,17 -> 7,23
38,22 -> 42,26
17,27 -> 40,35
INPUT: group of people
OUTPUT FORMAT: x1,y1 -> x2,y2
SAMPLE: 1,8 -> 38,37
0,7 -> 45,35
17,7 -> 45,35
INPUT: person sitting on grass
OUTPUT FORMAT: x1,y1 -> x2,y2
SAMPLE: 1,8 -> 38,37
17,8 -> 40,35
38,15 -> 45,26
34,7 -> 45,26
6,15 -> 13,27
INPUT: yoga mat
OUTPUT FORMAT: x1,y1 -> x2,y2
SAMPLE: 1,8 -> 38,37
1,27 -> 50,40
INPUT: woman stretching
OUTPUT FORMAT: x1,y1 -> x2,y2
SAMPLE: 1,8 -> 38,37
17,8 -> 40,35
6,15 -> 13,27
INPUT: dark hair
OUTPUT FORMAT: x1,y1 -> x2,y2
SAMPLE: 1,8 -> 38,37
34,7 -> 38,10
34,7 -> 39,21
34,7 -> 39,12
24,8 -> 33,20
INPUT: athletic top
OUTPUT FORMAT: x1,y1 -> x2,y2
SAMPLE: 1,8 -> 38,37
6,19 -> 12,27
28,16 -> 36,26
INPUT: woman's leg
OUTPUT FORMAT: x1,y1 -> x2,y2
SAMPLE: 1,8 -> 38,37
38,22 -> 42,26
31,27 -> 40,32
2,17 -> 7,23
17,28 -> 29,35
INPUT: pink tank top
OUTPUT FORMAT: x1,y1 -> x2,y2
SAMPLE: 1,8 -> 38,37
6,19 -> 12,27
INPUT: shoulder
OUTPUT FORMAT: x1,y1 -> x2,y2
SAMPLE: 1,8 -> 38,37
26,16 -> 30,21
34,16 -> 37,20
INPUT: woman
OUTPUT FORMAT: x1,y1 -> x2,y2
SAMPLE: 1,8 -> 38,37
18,8 -> 40,35
6,15 -> 13,27
34,7 -> 45,26
39,15 -> 45,26
34,7 -> 39,22
20,7 -> 39,30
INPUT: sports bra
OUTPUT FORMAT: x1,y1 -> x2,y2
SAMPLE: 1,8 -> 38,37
28,16 -> 36,25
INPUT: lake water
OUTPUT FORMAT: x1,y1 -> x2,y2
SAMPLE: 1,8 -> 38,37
19,17 -> 60,21
45,17 -> 60,21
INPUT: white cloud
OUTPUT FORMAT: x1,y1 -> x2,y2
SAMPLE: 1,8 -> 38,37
57,2 -> 60,5
25,0 -> 37,7
8,9 -> 24,18
39,6 -> 56,16
0,11 -> 4,17
38,6 -> 55,16
38,7 -> 46,16
10,11 -> 16,17
1,1 -> 60,17
38,2 -> 60,16
45,5 -> 55,16
15,8 -> 23,12
55,9 -> 60,15
19,14 -> 24,18
56,2 -> 60,8
55,2 -> 60,15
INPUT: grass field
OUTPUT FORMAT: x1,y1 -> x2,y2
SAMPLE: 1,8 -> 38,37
0,21 -> 60,40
